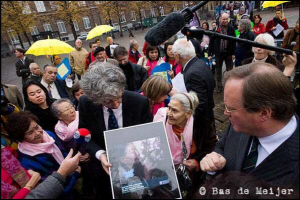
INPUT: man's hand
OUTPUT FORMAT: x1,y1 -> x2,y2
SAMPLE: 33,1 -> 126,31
25,170 -> 41,191
57,149 -> 81,178
200,152 -> 226,172
283,52 -> 297,77
79,153 -> 90,163
99,153 -> 112,175
168,70 -> 175,79
272,27 -> 277,31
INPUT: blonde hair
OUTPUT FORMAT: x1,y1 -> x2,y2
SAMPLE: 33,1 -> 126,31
141,75 -> 172,101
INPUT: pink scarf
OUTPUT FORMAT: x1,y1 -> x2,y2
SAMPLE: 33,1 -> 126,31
146,59 -> 158,77
55,111 -> 79,141
18,131 -> 64,165
154,108 -> 194,165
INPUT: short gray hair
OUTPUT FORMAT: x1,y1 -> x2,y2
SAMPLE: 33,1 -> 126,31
253,33 -> 275,55
29,63 -> 38,71
171,91 -> 199,114
80,62 -> 126,105
129,40 -> 138,50
172,38 -> 196,59
51,98 -> 74,118
238,19 -> 251,32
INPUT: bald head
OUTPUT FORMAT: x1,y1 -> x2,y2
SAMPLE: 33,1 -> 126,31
220,13 -> 229,27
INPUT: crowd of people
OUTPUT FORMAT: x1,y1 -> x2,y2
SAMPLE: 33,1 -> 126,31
1,6 -> 299,199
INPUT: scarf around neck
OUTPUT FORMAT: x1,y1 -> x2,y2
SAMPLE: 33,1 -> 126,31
55,111 -> 79,142
18,131 -> 64,165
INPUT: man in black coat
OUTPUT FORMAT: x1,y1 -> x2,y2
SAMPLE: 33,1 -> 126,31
40,64 -> 69,99
14,48 -> 34,85
208,13 -> 236,93
113,46 -> 148,92
78,62 -> 152,198
200,63 -> 299,189
172,38 -> 217,183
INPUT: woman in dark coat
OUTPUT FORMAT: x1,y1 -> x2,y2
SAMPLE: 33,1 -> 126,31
22,80 -> 58,133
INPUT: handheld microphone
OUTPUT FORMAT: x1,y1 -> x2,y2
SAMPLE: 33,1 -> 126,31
74,128 -> 91,154
288,41 -> 297,50
145,1 -> 209,46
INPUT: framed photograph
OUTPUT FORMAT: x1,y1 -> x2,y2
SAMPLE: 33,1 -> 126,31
104,122 -> 182,199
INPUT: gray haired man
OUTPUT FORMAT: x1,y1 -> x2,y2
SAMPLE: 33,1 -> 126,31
78,62 -> 152,198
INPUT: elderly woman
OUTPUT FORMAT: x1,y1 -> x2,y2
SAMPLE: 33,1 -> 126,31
51,98 -> 79,151
242,33 -> 285,71
128,40 -> 141,64
154,92 -> 201,195
23,80 -> 57,133
141,75 -> 172,116
5,111 -> 80,198
235,19 -> 257,67
137,45 -> 165,77
154,92 -> 199,170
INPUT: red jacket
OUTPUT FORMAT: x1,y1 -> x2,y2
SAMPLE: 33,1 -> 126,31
253,23 -> 266,35
128,50 -> 142,64
266,18 -> 289,38
85,51 -> 96,70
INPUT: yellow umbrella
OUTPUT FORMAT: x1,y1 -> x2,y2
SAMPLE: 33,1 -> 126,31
86,25 -> 113,40
25,38 -> 75,56
261,1 -> 290,8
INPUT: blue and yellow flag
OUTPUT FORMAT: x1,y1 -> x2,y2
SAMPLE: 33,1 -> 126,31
56,57 -> 71,80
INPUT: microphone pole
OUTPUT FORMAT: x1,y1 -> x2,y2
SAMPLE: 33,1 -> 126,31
181,1 -> 209,23
181,26 -> 299,56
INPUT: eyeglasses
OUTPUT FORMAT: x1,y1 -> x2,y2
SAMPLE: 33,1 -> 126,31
224,104 -> 249,113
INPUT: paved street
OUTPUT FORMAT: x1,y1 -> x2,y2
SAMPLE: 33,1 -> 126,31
1,7 -> 299,135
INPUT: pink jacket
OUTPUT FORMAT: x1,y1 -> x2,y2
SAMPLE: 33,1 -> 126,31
154,108 -> 194,165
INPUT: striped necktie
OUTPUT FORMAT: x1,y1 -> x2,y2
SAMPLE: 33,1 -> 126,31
242,137 -> 260,173
47,84 -> 52,98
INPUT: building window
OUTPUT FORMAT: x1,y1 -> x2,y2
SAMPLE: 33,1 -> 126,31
159,7 -> 165,16
7,29 -> 19,44
30,26 -> 39,35
141,9 -> 146,19
57,21 -> 67,33
23,3 -> 31,14
43,23 -> 52,32
150,8 -> 156,17
34,1 -> 46,12
120,12 -> 126,23
73,20 -> 79,31
83,17 -> 91,29
131,11 -> 136,21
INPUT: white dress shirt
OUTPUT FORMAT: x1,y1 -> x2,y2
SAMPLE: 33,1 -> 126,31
40,79 -> 61,100
95,104 -> 123,160
256,115 -> 297,167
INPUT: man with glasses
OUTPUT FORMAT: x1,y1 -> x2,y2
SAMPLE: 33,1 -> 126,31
78,62 -> 152,198
200,62 -> 299,189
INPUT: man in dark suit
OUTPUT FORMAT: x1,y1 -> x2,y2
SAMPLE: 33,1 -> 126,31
200,62 -> 299,189
40,64 -> 69,99
14,48 -> 34,85
78,62 -> 152,198
172,38 -> 217,185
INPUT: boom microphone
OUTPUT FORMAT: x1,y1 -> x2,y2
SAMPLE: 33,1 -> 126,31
145,1 -> 209,46
74,128 -> 91,154
145,12 -> 185,46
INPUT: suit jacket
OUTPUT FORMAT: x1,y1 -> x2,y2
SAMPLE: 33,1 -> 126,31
15,57 -> 34,82
183,57 -> 217,162
2,84 -> 24,110
78,91 -> 153,156
54,80 -> 69,99
215,118 -> 299,188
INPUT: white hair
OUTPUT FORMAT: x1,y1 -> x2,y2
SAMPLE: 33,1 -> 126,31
253,33 -> 275,55
172,38 -> 196,59
171,91 -> 199,114
29,63 -> 38,71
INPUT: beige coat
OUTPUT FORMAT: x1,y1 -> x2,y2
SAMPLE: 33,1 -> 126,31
69,48 -> 89,75
2,84 -> 24,110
